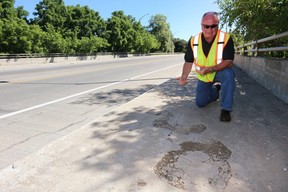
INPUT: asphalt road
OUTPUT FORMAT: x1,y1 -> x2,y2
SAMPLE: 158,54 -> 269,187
0,55 -> 183,118
0,58 -> 287,192
0,55 -> 184,169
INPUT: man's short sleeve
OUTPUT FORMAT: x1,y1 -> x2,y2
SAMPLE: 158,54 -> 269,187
184,37 -> 194,63
223,36 -> 235,60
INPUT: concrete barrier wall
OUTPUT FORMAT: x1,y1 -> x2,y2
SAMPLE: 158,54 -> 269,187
234,55 -> 288,104
0,53 -> 149,66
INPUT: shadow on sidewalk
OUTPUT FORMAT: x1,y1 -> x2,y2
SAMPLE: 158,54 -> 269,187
78,66 -> 288,191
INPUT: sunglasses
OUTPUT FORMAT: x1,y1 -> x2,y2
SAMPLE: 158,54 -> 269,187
202,24 -> 218,29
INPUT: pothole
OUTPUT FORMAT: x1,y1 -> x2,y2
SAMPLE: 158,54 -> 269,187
154,140 -> 232,191
152,110 -> 206,134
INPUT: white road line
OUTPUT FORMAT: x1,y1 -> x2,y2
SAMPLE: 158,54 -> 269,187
0,63 -> 181,120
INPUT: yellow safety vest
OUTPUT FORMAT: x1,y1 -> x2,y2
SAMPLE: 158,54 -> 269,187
191,30 -> 230,82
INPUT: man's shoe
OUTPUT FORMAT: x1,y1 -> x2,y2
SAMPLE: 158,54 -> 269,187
214,83 -> 221,100
220,110 -> 231,122
214,83 -> 221,92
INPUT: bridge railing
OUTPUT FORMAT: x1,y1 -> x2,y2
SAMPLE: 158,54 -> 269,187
234,31 -> 288,104
235,31 -> 288,57
0,52 -> 140,59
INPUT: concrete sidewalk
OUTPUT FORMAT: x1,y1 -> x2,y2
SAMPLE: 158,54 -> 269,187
0,66 -> 287,192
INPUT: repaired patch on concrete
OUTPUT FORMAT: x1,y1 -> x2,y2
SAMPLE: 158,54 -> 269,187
152,110 -> 206,134
154,140 -> 232,191
177,124 -> 206,134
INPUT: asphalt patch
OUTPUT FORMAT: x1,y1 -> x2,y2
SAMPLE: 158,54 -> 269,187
152,110 -> 206,134
154,140 -> 232,191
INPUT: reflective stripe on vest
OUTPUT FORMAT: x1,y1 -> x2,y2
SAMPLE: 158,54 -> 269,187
217,31 -> 225,64
192,34 -> 199,70
191,30 -> 229,82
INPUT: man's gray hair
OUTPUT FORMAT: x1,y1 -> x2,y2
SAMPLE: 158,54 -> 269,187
202,12 -> 219,20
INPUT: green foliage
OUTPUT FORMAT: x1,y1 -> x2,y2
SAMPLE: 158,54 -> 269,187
76,36 -> 110,53
15,6 -> 29,22
217,0 -> 288,58
137,30 -> 160,53
0,1 -> 183,54
65,5 -> 106,39
0,0 -> 17,20
217,0 -> 288,41
130,17 -> 160,53
106,11 -> 136,52
29,24 -> 46,53
148,14 -> 173,52
0,19 -> 33,53
217,0 -> 288,39
174,38 -> 187,53
105,11 -> 160,53
42,24 -> 68,53
33,0 -> 68,32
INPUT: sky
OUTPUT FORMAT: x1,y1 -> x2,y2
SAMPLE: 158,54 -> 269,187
14,0 -> 221,41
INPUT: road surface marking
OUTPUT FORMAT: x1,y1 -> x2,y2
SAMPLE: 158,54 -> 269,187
0,64 -> 181,120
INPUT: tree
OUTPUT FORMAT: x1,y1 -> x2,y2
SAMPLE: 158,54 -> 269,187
42,24 -> 68,53
217,0 -> 288,57
174,38 -> 187,53
76,36 -> 110,53
29,24 -> 46,53
136,29 -> 160,53
128,18 -> 160,53
0,1 -> 164,54
217,0 -> 288,40
0,0 -> 17,20
64,5 -> 109,52
15,6 -> 29,22
65,5 -> 106,39
0,18 -> 34,53
106,11 -> 137,52
33,0 -> 68,32
0,1 -> 45,53
148,14 -> 173,52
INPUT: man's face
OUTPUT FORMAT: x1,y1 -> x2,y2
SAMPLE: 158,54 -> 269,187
201,14 -> 219,40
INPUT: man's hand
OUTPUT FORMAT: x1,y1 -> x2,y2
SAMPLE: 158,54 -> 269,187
196,67 -> 211,75
176,76 -> 188,85
177,62 -> 192,85
195,60 -> 233,75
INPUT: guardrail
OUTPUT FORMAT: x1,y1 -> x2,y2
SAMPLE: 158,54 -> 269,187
235,31 -> 288,56
0,52 -> 180,59
0,52 -> 142,59
0,52 -> 181,66
234,31 -> 288,104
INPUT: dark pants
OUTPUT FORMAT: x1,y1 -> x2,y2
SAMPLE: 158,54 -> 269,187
196,68 -> 235,111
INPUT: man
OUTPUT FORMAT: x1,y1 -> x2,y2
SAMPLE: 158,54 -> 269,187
177,12 -> 235,122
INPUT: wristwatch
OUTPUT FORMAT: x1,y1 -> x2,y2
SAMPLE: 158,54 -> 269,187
210,67 -> 215,73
